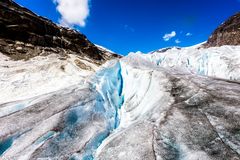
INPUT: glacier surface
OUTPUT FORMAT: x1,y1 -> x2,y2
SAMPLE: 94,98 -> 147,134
1,45 -> 240,159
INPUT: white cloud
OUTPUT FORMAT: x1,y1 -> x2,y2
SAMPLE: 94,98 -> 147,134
53,0 -> 90,27
163,31 -> 176,41
175,39 -> 181,44
186,32 -> 192,36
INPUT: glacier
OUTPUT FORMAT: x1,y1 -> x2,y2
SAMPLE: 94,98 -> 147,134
1,44 -> 240,159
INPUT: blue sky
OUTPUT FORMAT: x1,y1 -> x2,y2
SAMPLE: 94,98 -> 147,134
15,0 -> 240,55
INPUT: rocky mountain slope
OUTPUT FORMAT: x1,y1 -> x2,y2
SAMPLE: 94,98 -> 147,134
1,1 -> 240,160
0,0 -> 119,62
205,12 -> 240,47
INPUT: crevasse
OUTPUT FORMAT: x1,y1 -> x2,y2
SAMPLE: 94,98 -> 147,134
93,61 -> 124,129
81,60 -> 125,159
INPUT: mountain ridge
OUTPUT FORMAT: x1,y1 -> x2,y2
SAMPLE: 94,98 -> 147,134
0,0 -> 120,62
205,12 -> 240,47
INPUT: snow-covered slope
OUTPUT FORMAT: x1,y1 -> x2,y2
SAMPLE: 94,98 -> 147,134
1,44 -> 240,160
133,45 -> 240,80
0,53 -> 99,104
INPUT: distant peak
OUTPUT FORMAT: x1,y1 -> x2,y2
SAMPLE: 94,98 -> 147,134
205,12 -> 240,47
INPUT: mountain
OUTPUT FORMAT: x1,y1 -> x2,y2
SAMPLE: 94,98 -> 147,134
1,1 -> 240,160
0,0 -> 119,62
205,12 -> 240,47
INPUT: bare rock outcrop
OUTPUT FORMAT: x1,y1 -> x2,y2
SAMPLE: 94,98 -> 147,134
0,0 -> 119,62
205,12 -> 240,47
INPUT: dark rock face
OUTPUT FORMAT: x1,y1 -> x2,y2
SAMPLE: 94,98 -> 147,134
205,12 -> 240,47
0,0 -> 119,61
